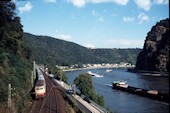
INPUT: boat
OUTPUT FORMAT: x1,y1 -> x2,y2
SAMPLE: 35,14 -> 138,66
106,69 -> 112,72
113,80 -> 128,88
112,81 -> 169,103
87,71 -> 103,77
147,90 -> 158,95
87,71 -> 94,76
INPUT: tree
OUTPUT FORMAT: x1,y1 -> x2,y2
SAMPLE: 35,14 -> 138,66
74,73 -> 105,107
52,67 -> 68,83
74,73 -> 94,97
0,1 -> 32,112
0,1 -> 16,26
96,94 -> 104,107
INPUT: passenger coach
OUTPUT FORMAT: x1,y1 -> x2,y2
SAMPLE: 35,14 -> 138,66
34,68 -> 46,99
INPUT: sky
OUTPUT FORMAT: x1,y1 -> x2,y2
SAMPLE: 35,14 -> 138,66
14,0 -> 169,48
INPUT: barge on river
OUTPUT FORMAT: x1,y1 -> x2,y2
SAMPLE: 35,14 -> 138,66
112,81 -> 169,103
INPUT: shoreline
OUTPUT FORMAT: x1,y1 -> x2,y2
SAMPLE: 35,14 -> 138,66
63,65 -> 135,72
63,66 -> 169,77
127,68 -> 169,77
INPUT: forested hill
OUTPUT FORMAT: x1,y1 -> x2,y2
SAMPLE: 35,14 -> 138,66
23,33 -> 141,66
0,1 -> 32,112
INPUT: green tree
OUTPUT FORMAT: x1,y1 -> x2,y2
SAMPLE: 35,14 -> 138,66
0,1 -> 16,25
96,94 -> 104,107
0,1 -> 32,112
74,73 -> 94,97
74,73 -> 105,107
52,67 -> 68,83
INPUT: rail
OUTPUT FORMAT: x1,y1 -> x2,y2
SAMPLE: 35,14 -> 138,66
53,79 -> 109,113
90,100 -> 108,113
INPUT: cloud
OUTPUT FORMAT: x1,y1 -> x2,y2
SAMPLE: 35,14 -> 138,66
54,34 -> 72,41
122,16 -> 135,23
98,16 -> 104,22
84,43 -> 96,48
138,12 -> 150,24
18,1 -> 33,14
103,39 -> 144,48
52,30 -> 72,41
91,10 -> 104,22
91,0 -> 129,5
44,0 -> 56,3
112,0 -> 129,5
92,10 -> 98,16
68,0 -> 129,8
154,0 -> 169,4
68,0 -> 86,7
135,0 -> 151,11
135,0 -> 168,11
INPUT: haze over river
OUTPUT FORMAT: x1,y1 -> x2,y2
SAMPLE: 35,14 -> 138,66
65,68 -> 169,113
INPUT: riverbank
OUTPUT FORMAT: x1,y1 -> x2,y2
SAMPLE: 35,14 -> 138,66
63,65 -> 135,72
64,66 -> 169,77
127,68 -> 169,77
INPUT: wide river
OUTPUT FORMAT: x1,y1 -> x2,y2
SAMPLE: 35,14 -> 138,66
64,68 -> 169,113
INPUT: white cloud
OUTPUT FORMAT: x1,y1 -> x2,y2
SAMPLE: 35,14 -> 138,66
44,0 -> 56,3
135,0 -> 151,11
98,16 -> 104,22
92,10 -> 98,16
55,29 -> 58,33
68,0 -> 129,8
92,10 -> 104,22
112,0 -> 129,5
68,0 -> 86,8
18,1 -> 33,14
122,16 -> 135,23
84,43 -> 96,48
138,12 -> 150,24
103,39 -> 144,48
53,30 -> 72,41
55,34 -> 72,41
92,0 -> 129,5
134,0 -> 168,11
154,0 -> 169,4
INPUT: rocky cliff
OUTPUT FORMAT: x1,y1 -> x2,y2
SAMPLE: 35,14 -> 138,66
135,18 -> 169,73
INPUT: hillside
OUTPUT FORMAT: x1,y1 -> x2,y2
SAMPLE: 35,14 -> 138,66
23,33 -> 98,66
135,18 -> 169,73
23,33 -> 141,67
0,1 -> 32,112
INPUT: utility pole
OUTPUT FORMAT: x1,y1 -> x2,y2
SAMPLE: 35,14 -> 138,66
31,71 -> 34,87
8,84 -> 11,109
33,61 -> 36,79
60,69 -> 62,82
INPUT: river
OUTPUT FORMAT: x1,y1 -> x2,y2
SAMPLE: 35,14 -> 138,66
64,68 -> 169,113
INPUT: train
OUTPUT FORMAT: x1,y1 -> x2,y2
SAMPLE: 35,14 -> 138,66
34,67 -> 46,99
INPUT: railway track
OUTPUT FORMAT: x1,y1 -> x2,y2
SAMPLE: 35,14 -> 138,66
30,73 -> 67,113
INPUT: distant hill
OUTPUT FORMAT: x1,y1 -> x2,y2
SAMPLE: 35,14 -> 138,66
23,33 -> 141,67
135,18 -> 169,73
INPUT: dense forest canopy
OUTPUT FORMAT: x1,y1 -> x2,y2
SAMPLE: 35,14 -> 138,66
23,33 -> 142,67
0,1 -> 32,112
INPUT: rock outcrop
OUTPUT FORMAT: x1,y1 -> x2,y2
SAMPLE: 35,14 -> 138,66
135,18 -> 169,73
